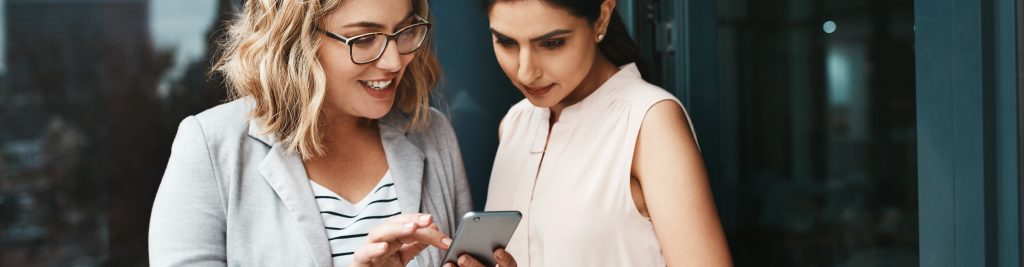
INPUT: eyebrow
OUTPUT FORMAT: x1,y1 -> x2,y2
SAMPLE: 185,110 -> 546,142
491,28 -> 573,42
342,12 -> 415,30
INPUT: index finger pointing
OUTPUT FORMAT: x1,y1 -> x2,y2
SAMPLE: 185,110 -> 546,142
408,224 -> 452,249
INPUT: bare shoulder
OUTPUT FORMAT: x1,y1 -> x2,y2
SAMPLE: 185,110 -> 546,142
633,100 -> 701,178
639,100 -> 694,142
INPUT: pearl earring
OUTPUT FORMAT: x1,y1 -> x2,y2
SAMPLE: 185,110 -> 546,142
597,34 -> 605,42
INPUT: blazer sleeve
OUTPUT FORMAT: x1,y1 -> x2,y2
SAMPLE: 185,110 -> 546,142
434,112 -> 474,224
149,116 -> 227,267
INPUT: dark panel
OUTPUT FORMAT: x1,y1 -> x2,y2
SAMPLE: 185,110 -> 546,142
430,0 -> 522,210
994,0 -> 1023,264
916,0 -> 1023,265
914,0 -> 958,265
1019,0 -> 1024,260
698,0 -> 918,265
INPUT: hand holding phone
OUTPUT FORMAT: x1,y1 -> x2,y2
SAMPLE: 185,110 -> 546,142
441,211 -> 521,266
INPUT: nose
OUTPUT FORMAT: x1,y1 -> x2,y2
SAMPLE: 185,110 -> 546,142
374,39 -> 402,72
516,48 -> 541,86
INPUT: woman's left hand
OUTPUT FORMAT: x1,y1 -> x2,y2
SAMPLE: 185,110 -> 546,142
442,248 -> 516,267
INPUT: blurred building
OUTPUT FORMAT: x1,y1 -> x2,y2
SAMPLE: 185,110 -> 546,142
0,0 -> 1019,266
1,0 -> 156,265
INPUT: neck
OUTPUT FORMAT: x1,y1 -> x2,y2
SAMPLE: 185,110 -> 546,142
319,107 -> 378,154
549,53 -> 619,123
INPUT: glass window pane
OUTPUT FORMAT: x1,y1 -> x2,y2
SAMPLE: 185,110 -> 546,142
0,0 -> 228,265
714,0 -> 918,265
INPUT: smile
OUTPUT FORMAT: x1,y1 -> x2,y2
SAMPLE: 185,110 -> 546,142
360,79 -> 393,90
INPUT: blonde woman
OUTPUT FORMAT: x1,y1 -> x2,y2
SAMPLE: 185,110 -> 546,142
148,0 -> 472,266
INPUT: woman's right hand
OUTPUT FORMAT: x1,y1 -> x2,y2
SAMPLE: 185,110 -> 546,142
349,213 -> 453,267
442,248 -> 517,267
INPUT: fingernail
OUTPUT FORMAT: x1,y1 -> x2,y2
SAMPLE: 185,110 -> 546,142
377,243 -> 387,252
496,250 -> 505,260
443,263 -> 454,267
458,255 -> 467,265
419,214 -> 431,223
442,237 -> 452,246
404,222 -> 415,229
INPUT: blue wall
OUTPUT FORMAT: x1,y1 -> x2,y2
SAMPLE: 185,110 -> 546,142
431,0 -> 523,210
915,0 -> 1021,265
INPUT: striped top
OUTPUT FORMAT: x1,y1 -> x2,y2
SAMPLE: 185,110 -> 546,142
310,171 -> 416,267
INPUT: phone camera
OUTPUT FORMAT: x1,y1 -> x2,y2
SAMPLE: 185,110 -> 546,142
474,217 -> 480,222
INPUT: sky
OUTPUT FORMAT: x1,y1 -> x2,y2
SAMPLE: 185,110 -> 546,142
148,0 -> 218,98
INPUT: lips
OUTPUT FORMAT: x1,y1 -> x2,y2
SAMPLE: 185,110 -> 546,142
359,78 -> 396,98
524,84 -> 554,96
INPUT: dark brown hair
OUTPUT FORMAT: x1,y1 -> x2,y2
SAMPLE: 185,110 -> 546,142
483,0 -> 650,78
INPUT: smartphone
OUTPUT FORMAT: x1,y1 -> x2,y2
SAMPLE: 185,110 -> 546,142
441,211 -> 522,266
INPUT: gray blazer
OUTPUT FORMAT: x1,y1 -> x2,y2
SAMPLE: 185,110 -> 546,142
149,99 -> 472,267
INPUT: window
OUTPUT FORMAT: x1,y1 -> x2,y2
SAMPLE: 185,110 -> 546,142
633,0 -> 918,265
0,0 -> 228,265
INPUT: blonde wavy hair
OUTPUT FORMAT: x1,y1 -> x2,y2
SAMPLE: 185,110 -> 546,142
213,0 -> 441,159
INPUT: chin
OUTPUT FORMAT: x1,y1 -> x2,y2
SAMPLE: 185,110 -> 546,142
360,106 -> 393,120
523,97 -> 550,108
522,93 -> 560,108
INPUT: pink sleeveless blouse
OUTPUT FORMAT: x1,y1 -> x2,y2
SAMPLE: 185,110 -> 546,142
486,63 -> 696,266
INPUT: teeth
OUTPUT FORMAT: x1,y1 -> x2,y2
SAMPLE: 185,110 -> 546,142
361,79 -> 393,90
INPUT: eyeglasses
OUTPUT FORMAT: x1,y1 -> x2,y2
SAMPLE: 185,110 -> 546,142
321,15 -> 432,64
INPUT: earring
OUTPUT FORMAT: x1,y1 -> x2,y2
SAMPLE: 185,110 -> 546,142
597,34 -> 605,42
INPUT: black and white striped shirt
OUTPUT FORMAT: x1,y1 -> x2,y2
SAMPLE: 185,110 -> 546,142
310,171 -> 415,267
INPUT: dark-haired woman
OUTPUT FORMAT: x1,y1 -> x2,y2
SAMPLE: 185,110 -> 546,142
457,0 -> 733,266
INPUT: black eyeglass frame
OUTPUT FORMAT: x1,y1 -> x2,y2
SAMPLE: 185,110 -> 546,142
320,15 -> 432,64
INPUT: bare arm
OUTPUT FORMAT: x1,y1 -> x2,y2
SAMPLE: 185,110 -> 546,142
632,100 -> 733,266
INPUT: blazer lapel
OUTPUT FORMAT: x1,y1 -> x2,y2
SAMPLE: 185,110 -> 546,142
251,121 -> 332,267
379,111 -> 425,215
